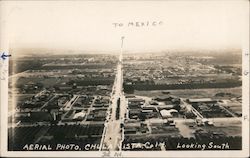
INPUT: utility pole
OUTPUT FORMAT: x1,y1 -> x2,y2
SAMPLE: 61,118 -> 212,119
121,36 -> 125,49
120,36 -> 125,63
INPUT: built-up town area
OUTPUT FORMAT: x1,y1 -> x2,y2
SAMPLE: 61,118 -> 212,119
8,50 -> 242,151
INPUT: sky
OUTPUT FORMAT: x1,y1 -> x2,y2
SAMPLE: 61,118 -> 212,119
1,0 -> 248,54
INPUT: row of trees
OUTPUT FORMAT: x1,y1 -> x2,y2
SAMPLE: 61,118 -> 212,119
124,81 -> 241,93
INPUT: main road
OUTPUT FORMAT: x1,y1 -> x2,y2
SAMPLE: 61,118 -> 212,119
100,37 -> 126,151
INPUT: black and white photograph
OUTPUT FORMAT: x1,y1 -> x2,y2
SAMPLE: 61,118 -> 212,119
0,0 -> 249,157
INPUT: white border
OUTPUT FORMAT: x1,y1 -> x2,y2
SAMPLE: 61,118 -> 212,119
0,0 -> 249,157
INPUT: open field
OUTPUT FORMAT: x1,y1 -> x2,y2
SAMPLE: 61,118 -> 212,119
177,118 -> 241,138
204,120 -> 242,136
